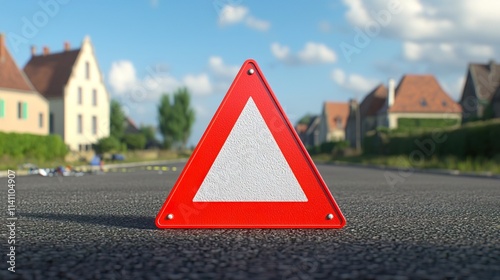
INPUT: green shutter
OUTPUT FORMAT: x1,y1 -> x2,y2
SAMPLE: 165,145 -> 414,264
0,99 -> 4,118
22,102 -> 28,119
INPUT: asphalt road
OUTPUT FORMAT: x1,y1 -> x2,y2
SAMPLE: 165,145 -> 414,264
1,162 -> 499,279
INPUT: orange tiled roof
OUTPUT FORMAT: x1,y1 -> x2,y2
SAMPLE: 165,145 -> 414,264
382,75 -> 462,114
24,49 -> 80,98
0,34 -> 34,92
324,102 -> 349,131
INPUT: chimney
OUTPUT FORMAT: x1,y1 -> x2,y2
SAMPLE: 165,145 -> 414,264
64,41 -> 70,51
43,46 -> 50,56
31,45 -> 36,56
0,33 -> 5,62
387,78 -> 395,108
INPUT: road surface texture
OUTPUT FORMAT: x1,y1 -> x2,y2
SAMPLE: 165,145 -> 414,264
2,163 -> 499,279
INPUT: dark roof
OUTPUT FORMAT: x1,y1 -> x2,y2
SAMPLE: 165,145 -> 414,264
360,84 -> 387,117
380,75 -> 462,114
0,35 -> 34,92
305,116 -> 320,135
23,49 -> 80,98
125,117 -> 140,134
469,61 -> 500,101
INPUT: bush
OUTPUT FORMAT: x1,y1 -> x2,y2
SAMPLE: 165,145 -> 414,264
307,141 -> 350,155
123,134 -> 146,150
363,119 -> 500,159
0,132 -> 67,160
397,118 -> 460,130
94,136 -> 121,154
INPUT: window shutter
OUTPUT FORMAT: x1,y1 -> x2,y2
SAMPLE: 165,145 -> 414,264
22,102 -> 28,119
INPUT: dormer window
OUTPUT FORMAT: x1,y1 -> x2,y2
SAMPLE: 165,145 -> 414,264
420,98 -> 428,107
442,100 -> 447,107
335,116 -> 342,128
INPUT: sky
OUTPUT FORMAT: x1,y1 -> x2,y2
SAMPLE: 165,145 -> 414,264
1,0 -> 499,145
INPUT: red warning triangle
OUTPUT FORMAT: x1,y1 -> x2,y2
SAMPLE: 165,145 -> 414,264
156,59 -> 346,228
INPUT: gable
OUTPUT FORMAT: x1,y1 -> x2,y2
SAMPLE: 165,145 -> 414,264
323,102 -> 349,131
0,35 -> 34,92
388,75 -> 461,114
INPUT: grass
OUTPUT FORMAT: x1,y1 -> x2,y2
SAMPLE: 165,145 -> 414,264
0,150 -> 192,171
313,154 -> 500,175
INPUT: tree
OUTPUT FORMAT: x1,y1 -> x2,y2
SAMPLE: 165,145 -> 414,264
139,125 -> 160,148
140,125 -> 156,142
123,134 -> 146,150
94,136 -> 121,154
173,88 -> 195,149
158,94 -> 174,149
157,88 -> 195,149
298,114 -> 313,125
110,100 -> 126,140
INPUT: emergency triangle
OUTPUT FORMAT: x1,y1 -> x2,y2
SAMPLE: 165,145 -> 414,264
193,97 -> 307,202
156,59 -> 346,228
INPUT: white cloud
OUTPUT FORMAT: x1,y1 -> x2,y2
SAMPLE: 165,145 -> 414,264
331,68 -> 378,94
218,5 -> 248,26
403,41 -> 494,64
298,42 -> 337,64
245,16 -> 270,31
208,56 -> 239,79
183,74 -> 213,96
270,43 -> 290,60
331,69 -> 346,84
218,5 -> 270,31
341,0 -> 500,65
108,56 -> 240,100
271,42 -> 337,65
108,60 -> 137,94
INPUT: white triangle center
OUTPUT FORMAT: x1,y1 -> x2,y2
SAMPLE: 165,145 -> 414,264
193,97 -> 308,202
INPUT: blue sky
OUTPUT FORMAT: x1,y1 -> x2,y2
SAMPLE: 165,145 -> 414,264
2,0 -> 499,145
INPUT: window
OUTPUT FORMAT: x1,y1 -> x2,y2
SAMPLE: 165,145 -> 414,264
78,87 -> 82,105
92,116 -> 97,135
420,98 -> 428,107
92,89 -> 97,106
39,113 -> 43,128
442,100 -> 448,107
49,113 -> 54,133
335,117 -> 342,128
85,61 -> 90,80
0,99 -> 4,118
77,114 -> 83,134
17,102 -> 27,119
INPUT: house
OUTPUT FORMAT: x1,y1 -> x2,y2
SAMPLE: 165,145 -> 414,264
295,115 -> 321,148
0,34 -> 49,135
318,102 -> 349,143
24,36 -> 110,151
345,85 -> 386,147
376,75 -> 462,129
345,75 -> 462,147
460,60 -> 500,121
304,116 -> 321,147
124,117 -> 140,134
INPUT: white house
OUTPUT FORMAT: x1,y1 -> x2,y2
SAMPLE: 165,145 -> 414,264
24,36 -> 110,151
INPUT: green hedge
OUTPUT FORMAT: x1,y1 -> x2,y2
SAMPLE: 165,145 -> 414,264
397,118 -> 460,130
363,119 -> 500,158
0,132 -> 67,160
307,141 -> 349,155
